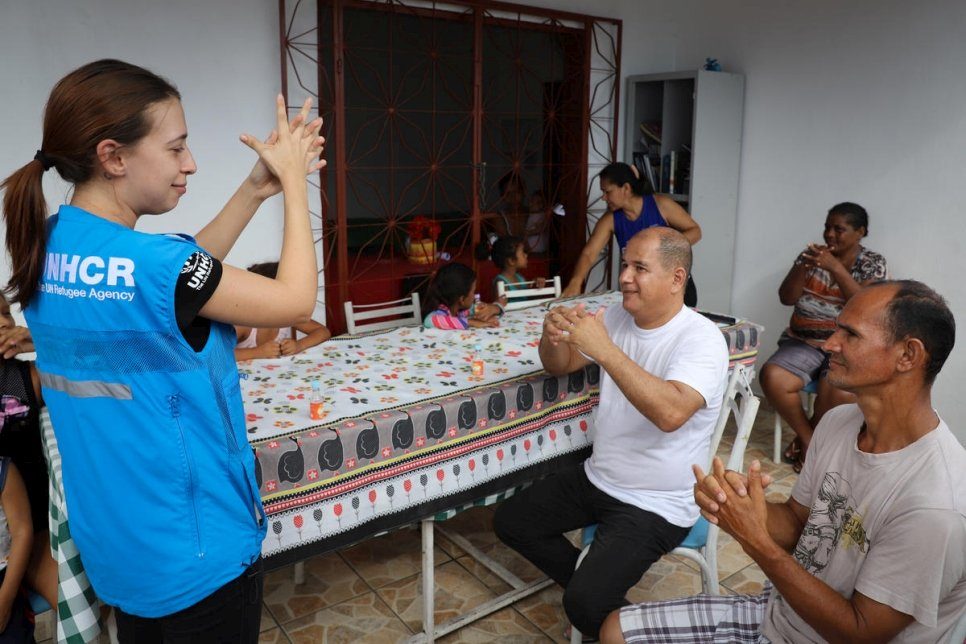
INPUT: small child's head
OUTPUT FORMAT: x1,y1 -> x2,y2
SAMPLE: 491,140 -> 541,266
529,189 -> 547,213
475,235 -> 526,272
0,291 -> 17,364
247,261 -> 279,278
0,292 -> 13,329
424,263 -> 477,315
0,292 -> 15,364
497,172 -> 527,212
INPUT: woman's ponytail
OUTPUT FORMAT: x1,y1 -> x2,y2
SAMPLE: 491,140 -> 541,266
2,159 -> 50,307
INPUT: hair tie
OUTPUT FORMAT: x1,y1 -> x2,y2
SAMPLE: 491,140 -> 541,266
33,150 -> 54,172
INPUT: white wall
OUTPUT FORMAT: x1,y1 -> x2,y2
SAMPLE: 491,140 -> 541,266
521,0 -> 966,442
690,0 -> 966,443
3,0 -> 964,441
0,0 -> 287,314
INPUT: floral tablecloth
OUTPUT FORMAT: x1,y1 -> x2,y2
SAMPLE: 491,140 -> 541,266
239,293 -> 764,564
238,294 -> 620,442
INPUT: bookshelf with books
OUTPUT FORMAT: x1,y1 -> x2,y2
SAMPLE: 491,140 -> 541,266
622,70 -> 744,312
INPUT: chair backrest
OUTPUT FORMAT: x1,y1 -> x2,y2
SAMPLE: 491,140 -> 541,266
344,292 -> 422,334
707,364 -> 760,472
496,276 -> 562,311
676,364 -> 760,559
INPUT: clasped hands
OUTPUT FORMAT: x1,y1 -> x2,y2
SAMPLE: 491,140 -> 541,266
692,456 -> 774,553
799,243 -> 843,272
542,303 -> 610,359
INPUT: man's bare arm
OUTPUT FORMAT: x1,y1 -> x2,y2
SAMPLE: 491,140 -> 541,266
560,305 -> 704,431
696,460 -> 914,643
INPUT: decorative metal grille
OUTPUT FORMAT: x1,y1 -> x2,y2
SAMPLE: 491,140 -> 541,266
280,0 -> 621,333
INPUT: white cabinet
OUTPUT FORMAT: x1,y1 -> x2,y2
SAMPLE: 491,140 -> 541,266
621,70 -> 744,313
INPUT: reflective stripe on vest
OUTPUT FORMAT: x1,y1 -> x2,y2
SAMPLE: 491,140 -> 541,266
39,372 -> 132,400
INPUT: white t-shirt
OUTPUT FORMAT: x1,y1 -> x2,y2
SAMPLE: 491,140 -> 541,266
761,404 -> 966,643
583,304 -> 729,527
236,326 -> 293,349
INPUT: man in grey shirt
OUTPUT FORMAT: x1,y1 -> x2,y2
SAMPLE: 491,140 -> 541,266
600,279 -> 966,643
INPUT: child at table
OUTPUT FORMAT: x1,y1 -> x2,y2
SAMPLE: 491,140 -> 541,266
422,263 -> 503,329
0,457 -> 34,642
475,235 -> 546,294
234,262 -> 332,360
0,294 -> 56,612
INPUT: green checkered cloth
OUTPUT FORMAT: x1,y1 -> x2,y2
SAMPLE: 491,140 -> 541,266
432,484 -> 529,522
40,409 -> 103,644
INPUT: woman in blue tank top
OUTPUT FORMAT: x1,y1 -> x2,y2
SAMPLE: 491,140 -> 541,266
562,163 -> 701,305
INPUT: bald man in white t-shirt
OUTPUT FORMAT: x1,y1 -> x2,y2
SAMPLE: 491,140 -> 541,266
494,227 -> 728,638
603,280 -> 966,644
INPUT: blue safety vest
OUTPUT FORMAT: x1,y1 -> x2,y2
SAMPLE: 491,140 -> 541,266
25,205 -> 265,617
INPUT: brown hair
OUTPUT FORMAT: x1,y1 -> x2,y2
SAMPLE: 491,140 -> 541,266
247,261 -> 279,279
1,59 -> 180,307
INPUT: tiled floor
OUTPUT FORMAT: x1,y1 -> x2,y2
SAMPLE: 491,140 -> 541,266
36,406 -> 795,644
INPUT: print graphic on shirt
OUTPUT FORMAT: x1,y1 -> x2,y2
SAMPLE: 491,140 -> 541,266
0,395 -> 29,431
794,472 -> 870,574
180,252 -> 215,292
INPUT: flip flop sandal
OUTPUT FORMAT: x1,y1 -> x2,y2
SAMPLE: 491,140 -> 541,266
782,437 -> 802,464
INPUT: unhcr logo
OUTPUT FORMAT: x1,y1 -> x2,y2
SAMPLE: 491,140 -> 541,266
181,252 -> 213,291
42,253 -> 136,303
44,253 -> 135,286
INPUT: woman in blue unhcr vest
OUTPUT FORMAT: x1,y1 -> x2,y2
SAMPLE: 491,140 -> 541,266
0,59 -> 325,642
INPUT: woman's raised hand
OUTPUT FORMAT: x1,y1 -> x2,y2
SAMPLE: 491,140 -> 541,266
241,96 -> 326,198
801,243 -> 843,272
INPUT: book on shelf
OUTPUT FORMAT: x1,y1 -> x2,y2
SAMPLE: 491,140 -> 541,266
653,149 -> 692,196
677,148 -> 691,196
669,151 -> 677,194
632,151 -> 659,193
639,121 -> 662,145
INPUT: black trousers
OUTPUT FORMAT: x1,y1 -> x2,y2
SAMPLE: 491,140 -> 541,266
493,464 -> 689,637
115,558 -> 263,644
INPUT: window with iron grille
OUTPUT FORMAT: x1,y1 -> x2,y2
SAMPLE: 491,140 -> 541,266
280,0 -> 621,333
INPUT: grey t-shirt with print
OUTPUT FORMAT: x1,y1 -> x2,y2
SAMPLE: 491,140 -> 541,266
760,404 -> 966,643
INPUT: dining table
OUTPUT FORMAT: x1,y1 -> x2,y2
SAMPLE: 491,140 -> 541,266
43,291 -> 764,643
239,292 -> 619,566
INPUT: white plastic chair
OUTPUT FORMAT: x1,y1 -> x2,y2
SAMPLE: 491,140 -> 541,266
570,364 -> 760,643
343,293 -> 421,334
669,363 -> 759,594
496,276 -> 561,311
